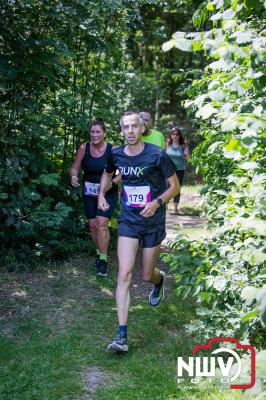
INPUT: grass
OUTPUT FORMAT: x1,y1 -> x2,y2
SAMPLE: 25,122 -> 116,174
0,256 -> 245,400
0,186 -> 245,399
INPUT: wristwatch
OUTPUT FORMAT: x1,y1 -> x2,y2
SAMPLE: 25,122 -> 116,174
156,197 -> 163,207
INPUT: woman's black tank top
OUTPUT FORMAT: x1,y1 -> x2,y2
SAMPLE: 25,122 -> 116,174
81,142 -> 112,183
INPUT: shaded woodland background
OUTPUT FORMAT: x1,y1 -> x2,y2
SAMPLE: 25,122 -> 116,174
1,1 -> 265,391
1,0 -> 204,264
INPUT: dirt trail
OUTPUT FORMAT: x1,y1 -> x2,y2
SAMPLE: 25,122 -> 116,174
0,191 -> 207,334
163,192 -> 207,244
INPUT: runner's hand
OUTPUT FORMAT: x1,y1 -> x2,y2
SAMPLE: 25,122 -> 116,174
139,200 -> 159,218
98,194 -> 110,211
71,176 -> 80,187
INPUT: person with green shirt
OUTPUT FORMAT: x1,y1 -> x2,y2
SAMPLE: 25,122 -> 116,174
139,111 -> 165,148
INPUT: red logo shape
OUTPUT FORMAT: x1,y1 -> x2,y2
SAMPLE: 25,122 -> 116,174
192,337 -> 256,389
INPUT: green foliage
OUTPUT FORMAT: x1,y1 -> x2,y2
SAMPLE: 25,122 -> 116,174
241,285 -> 266,326
0,0 -> 147,267
1,0 -> 208,266
0,169 -> 91,267
163,233 -> 265,344
193,2 -> 212,29
125,0 -> 204,133
162,1 -> 266,390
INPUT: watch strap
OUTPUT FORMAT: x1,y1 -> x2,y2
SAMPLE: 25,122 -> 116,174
156,197 -> 163,207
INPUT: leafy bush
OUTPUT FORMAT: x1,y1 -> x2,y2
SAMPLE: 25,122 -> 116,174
0,171 -> 92,269
163,234 -> 265,345
0,0 -> 145,268
162,0 -> 265,348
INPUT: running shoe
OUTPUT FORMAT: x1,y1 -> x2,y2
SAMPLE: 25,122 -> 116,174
96,260 -> 108,277
108,335 -> 128,352
94,255 -> 100,268
149,271 -> 165,306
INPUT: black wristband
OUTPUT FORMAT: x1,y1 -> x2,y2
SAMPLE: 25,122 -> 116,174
156,197 -> 163,207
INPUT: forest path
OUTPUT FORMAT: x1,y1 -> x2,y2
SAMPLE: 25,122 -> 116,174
0,188 -> 227,400
163,190 -> 207,244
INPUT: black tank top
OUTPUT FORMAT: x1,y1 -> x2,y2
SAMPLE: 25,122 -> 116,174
81,142 -> 113,183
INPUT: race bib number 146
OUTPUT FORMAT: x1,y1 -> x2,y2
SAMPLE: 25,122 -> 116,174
84,181 -> 100,197
124,185 -> 151,207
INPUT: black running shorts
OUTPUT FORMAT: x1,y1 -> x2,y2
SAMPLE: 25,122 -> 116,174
118,222 -> 166,248
83,190 -> 118,220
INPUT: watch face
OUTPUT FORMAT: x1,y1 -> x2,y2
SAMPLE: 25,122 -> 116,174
157,198 -> 162,206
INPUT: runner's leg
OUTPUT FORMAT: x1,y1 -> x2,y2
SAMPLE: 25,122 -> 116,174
173,170 -> 184,212
142,244 -> 165,306
88,219 -> 98,248
141,244 -> 161,284
117,236 -> 139,325
84,197 -> 99,261
95,216 -> 110,254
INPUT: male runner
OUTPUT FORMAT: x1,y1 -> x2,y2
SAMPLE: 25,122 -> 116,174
139,111 -> 165,148
98,111 -> 179,352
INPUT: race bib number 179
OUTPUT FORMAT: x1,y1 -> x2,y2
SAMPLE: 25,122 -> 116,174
124,185 -> 151,207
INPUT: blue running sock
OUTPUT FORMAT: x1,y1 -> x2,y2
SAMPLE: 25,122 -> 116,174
119,325 -> 127,338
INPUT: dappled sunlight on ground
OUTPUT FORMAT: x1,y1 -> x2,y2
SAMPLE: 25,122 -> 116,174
163,190 -> 208,245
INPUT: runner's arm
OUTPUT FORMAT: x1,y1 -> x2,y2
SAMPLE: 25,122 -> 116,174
112,173 -> 121,187
183,144 -> 190,160
110,146 -> 121,187
70,143 -> 86,187
98,170 -> 113,211
160,173 -> 180,204
140,173 -> 179,218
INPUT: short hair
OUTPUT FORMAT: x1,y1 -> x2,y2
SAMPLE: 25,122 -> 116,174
139,110 -> 151,118
88,118 -> 106,133
119,111 -> 144,128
